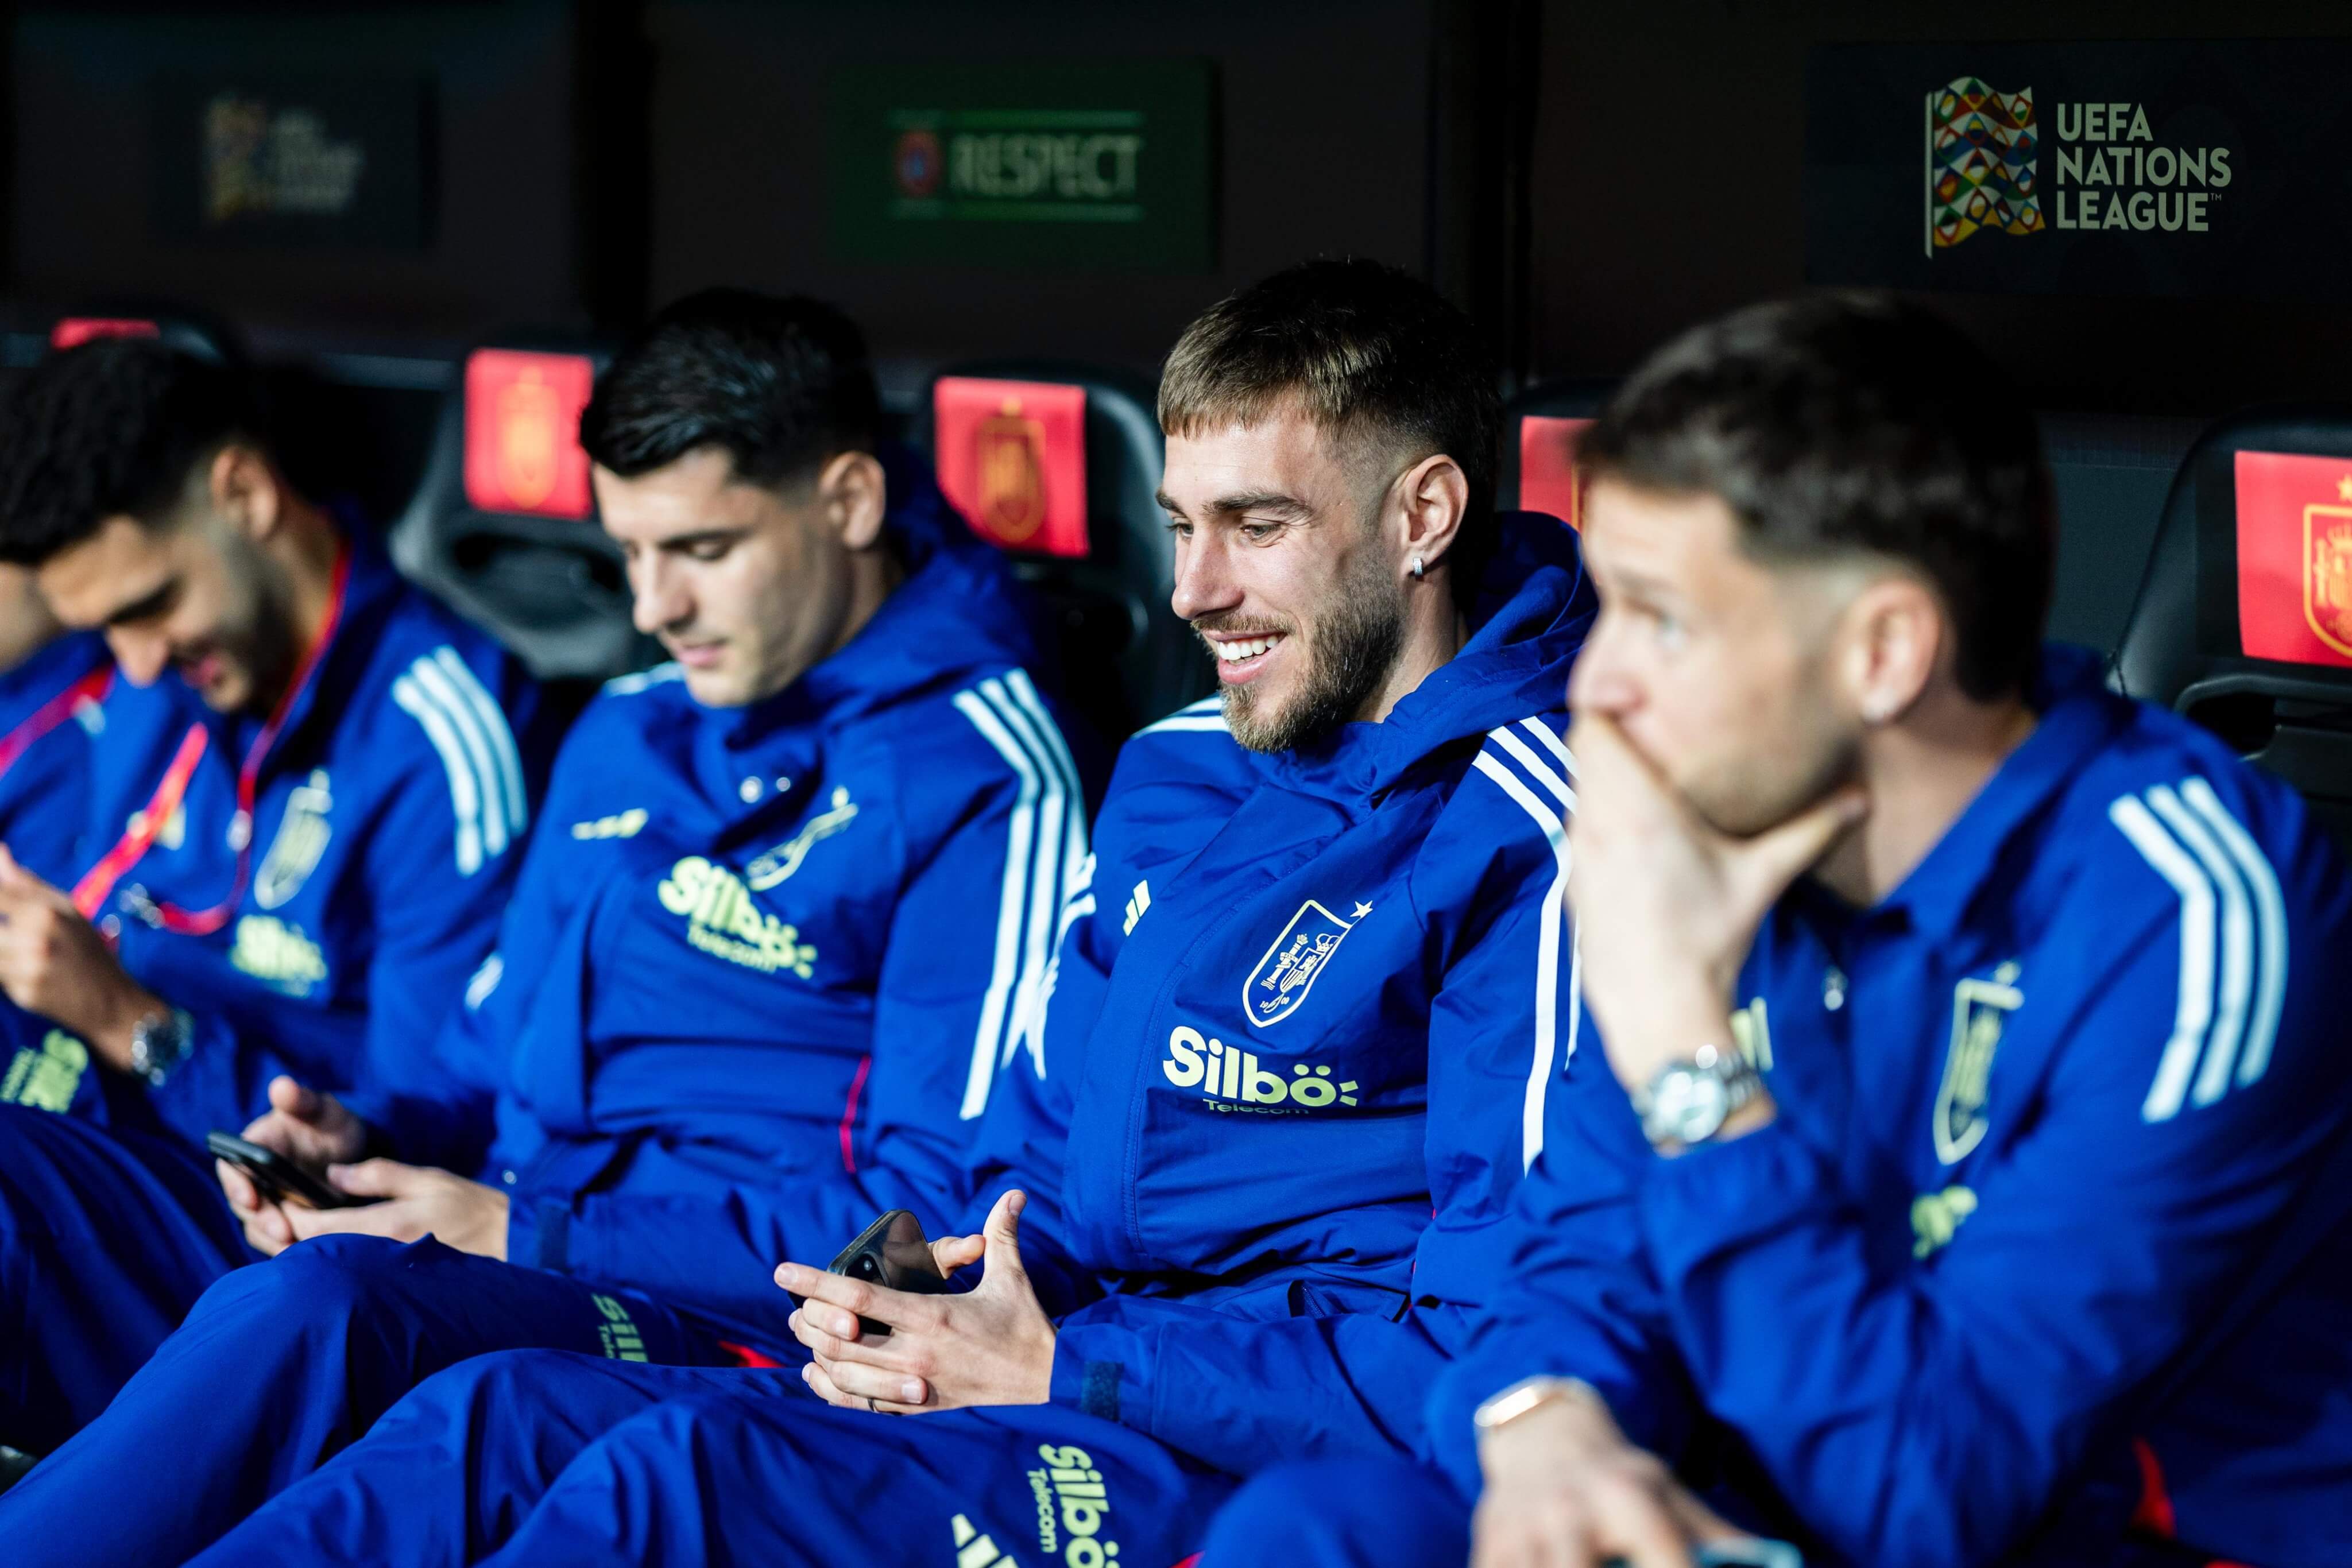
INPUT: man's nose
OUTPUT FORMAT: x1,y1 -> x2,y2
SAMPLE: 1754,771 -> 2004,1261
1566,618 -> 1637,716
106,628 -> 170,687
1169,532 -> 1241,624
629,558 -> 690,636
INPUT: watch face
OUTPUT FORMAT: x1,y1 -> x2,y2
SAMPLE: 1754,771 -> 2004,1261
1645,1064 -> 1731,1146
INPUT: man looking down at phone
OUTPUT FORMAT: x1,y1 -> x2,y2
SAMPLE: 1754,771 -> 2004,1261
0,289 -> 1090,1563
0,340 -> 550,1457
167,257 -> 1601,1568
1194,296 -> 2352,1568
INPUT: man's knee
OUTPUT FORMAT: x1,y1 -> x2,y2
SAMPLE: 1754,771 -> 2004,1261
185,1234 -> 442,1335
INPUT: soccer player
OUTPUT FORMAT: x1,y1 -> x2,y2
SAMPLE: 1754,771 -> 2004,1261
157,257 -> 1597,1568
0,340 -> 547,1454
1198,295 -> 2352,1568
0,288 -> 1091,1563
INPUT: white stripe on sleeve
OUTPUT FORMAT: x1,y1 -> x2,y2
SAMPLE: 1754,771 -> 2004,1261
2180,777 -> 2290,1089
2146,785 -> 2253,1108
1474,730 -> 1576,1172
407,657 -> 509,858
2109,793 -> 2217,1122
951,688 -> 1043,1120
393,673 -> 485,875
432,647 -> 529,838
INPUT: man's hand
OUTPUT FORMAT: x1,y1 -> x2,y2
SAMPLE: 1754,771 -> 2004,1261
780,1189 -> 1054,1415
1474,1391 -> 1748,1568
217,1075 -> 372,1255
275,1157 -> 510,1260
1565,713 -> 1863,1093
0,845 -> 167,1071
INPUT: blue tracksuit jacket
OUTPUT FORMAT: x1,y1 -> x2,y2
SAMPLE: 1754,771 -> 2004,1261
0,630 -> 109,885
1395,644 -> 2352,1568
133,510 -> 1603,1568
922,508 -> 1600,1472
2,536 -> 551,1139
0,452 -> 1096,1565
0,535 -> 548,1450
336,448 -> 1091,1337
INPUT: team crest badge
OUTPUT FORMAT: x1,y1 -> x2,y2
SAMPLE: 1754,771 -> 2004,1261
2305,495 -> 2352,658
254,770 -> 333,911
1935,963 -> 2021,1165
1243,898 -> 1367,1029
975,398 -> 1047,546
746,787 -> 859,891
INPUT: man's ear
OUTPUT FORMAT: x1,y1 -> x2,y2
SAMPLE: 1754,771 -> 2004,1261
1391,452 -> 1471,581
208,443 -> 283,542
1839,574 -> 1944,726
817,451 -> 889,551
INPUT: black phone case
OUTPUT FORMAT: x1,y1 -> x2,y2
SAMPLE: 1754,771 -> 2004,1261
818,1208 -> 951,1336
204,1130 -> 363,1210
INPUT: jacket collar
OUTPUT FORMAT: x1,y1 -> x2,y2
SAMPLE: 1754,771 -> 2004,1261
1260,512 -> 1597,802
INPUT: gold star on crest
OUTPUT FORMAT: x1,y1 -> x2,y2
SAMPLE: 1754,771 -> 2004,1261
2336,474 -> 2352,502
1352,901 -> 1375,919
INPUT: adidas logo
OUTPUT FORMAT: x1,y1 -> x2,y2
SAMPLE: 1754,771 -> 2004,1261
1121,880 -> 1150,935
950,1513 -> 1023,1567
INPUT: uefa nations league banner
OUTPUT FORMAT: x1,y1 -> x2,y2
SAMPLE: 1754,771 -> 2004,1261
1805,40 -> 2352,301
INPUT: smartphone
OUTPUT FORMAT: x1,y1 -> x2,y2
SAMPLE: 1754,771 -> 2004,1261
806,1208 -> 951,1337
205,1130 -> 370,1211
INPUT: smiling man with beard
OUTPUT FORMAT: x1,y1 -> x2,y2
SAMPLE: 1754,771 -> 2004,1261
157,257 -> 1606,1568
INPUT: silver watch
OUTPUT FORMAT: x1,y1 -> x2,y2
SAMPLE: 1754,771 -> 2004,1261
129,1008 -> 194,1087
1634,1043 -> 1760,1149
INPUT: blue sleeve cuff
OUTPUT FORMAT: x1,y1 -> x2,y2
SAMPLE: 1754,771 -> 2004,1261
1639,1120 -> 1835,1283
1047,1326 -> 1133,1425
505,1193 -> 571,1273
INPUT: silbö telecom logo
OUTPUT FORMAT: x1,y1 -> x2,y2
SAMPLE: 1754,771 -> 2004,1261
1926,76 -> 2233,254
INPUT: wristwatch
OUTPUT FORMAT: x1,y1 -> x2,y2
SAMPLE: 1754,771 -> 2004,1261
129,1007 -> 194,1087
1634,1043 -> 1762,1150
1473,1375 -> 1603,1437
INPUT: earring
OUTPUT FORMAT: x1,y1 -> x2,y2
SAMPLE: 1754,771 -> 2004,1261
1409,555 -> 1425,580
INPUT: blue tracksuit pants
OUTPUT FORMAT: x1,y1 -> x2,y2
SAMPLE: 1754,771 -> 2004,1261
187,1350 -> 1236,1567
0,1104 -> 250,1453
0,1234 -> 737,1566
1197,1459 -> 1468,1567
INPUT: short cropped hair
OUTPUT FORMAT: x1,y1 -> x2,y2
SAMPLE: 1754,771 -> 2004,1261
1580,293 -> 2054,700
581,288 -> 882,487
1159,258 -> 1502,597
0,339 -> 267,566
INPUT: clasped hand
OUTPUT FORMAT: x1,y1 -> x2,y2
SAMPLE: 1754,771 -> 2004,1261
780,1189 -> 1055,1414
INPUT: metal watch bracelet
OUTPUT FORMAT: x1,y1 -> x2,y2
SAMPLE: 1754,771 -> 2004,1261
129,1007 -> 194,1087
1473,1375 -> 1603,1437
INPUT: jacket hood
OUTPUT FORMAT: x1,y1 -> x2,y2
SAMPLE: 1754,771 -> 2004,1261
1264,510 -> 1597,799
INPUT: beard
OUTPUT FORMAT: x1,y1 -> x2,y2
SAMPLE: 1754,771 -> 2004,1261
1213,549 -> 1406,754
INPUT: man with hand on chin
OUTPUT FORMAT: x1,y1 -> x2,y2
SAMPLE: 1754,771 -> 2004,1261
1197,295 -> 2352,1568
171,257 -> 1600,1568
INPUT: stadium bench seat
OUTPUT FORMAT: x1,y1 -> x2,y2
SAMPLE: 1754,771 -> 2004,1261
389,335 -> 657,684
2112,406 -> 2352,849
920,361 -> 1210,738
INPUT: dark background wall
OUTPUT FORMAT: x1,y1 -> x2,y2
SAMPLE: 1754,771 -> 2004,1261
6,1 -> 2350,651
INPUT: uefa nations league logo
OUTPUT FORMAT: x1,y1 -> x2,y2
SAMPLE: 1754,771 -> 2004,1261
1926,77 -> 2044,251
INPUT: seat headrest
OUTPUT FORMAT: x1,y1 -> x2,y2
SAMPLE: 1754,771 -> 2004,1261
1502,379 -> 1615,525
2114,406 -> 2352,708
48,305 -> 242,366
459,347 -> 599,521
931,375 -> 1090,559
